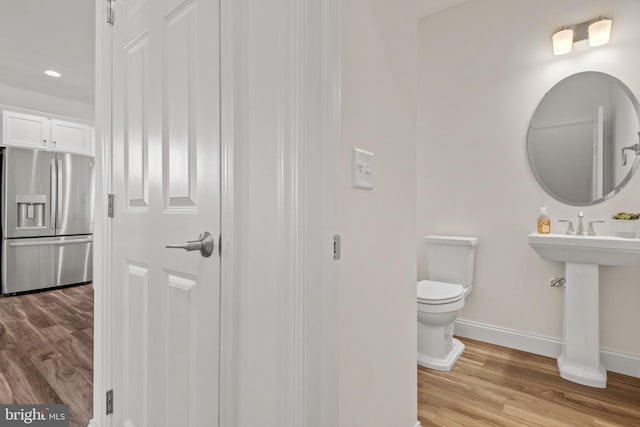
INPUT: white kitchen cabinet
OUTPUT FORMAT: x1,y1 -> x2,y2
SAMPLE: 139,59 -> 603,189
1,110 -> 94,156
51,119 -> 92,155
1,111 -> 51,150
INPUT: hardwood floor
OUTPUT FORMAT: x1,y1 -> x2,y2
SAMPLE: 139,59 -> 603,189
0,284 -> 93,427
418,337 -> 640,426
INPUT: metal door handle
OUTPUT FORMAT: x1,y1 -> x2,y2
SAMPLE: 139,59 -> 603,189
9,238 -> 93,247
165,231 -> 214,257
56,159 -> 62,229
50,159 -> 56,229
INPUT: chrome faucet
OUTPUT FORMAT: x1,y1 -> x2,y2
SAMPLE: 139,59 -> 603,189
558,220 -> 575,235
576,211 -> 585,235
559,212 -> 604,236
558,211 -> 604,236
587,220 -> 605,236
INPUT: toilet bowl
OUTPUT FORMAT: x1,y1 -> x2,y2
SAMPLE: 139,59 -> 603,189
417,280 -> 465,370
417,235 -> 478,371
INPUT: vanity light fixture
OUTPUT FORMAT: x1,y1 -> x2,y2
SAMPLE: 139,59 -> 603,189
552,16 -> 612,56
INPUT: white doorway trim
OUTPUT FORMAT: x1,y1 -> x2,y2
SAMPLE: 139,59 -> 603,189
91,0 -> 112,426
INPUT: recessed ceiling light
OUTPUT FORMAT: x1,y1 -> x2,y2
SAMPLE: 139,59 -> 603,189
44,70 -> 62,78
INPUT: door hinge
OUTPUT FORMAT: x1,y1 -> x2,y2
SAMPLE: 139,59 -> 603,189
333,235 -> 341,260
107,0 -> 115,25
106,389 -> 114,415
107,193 -> 114,218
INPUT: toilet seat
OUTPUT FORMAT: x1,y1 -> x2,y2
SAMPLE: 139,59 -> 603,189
417,280 -> 464,304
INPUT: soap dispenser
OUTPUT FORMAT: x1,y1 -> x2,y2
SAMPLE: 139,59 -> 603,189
537,207 -> 551,234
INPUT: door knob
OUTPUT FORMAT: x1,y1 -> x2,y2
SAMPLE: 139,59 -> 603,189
165,231 -> 215,257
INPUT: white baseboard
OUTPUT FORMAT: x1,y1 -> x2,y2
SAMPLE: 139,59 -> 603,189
454,319 -> 561,358
601,349 -> 640,378
454,318 -> 640,378
87,419 -> 99,427
414,422 -> 422,427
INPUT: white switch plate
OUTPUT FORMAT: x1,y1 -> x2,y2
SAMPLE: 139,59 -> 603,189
352,148 -> 374,189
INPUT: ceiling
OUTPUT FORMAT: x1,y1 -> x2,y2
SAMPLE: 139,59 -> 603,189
0,0 -> 95,105
418,0 -> 468,18
0,0 -> 463,105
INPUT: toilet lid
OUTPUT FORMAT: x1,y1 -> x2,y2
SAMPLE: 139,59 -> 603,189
417,280 -> 464,304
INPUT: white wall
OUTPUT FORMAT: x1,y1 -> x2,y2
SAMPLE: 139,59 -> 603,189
0,82 -> 94,121
418,0 -> 640,357
338,0 -> 417,426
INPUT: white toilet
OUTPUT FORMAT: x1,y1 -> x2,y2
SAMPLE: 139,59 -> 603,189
417,235 -> 478,371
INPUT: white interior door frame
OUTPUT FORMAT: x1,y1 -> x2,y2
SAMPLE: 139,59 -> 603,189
93,0 -> 340,425
91,0 -> 112,426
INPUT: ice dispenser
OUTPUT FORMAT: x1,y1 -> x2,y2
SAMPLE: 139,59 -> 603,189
16,195 -> 46,229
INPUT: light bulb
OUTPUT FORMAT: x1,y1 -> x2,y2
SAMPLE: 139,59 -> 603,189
552,29 -> 574,55
588,18 -> 612,47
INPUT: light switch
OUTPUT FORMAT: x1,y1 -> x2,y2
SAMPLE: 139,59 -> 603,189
352,148 -> 374,189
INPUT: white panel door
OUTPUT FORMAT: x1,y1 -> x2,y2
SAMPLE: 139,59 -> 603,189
51,119 -> 92,155
110,0 -> 220,426
2,110 -> 51,150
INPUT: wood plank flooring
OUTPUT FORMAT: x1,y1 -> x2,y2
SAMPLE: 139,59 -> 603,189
418,337 -> 640,426
0,284 -> 93,427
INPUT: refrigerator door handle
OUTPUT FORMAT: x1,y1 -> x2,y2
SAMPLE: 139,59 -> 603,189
8,237 -> 93,247
50,159 -> 57,229
57,158 -> 63,229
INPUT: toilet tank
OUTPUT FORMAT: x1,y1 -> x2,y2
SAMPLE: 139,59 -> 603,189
424,235 -> 478,286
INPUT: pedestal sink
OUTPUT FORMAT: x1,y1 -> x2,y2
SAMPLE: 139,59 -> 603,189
528,233 -> 640,388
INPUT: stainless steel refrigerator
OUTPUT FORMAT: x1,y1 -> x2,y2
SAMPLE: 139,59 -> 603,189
1,147 -> 94,294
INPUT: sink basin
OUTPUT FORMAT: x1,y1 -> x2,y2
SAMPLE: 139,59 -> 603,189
528,233 -> 640,265
528,232 -> 640,388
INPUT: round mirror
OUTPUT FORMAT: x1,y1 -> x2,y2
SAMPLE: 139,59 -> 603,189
528,72 -> 640,205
